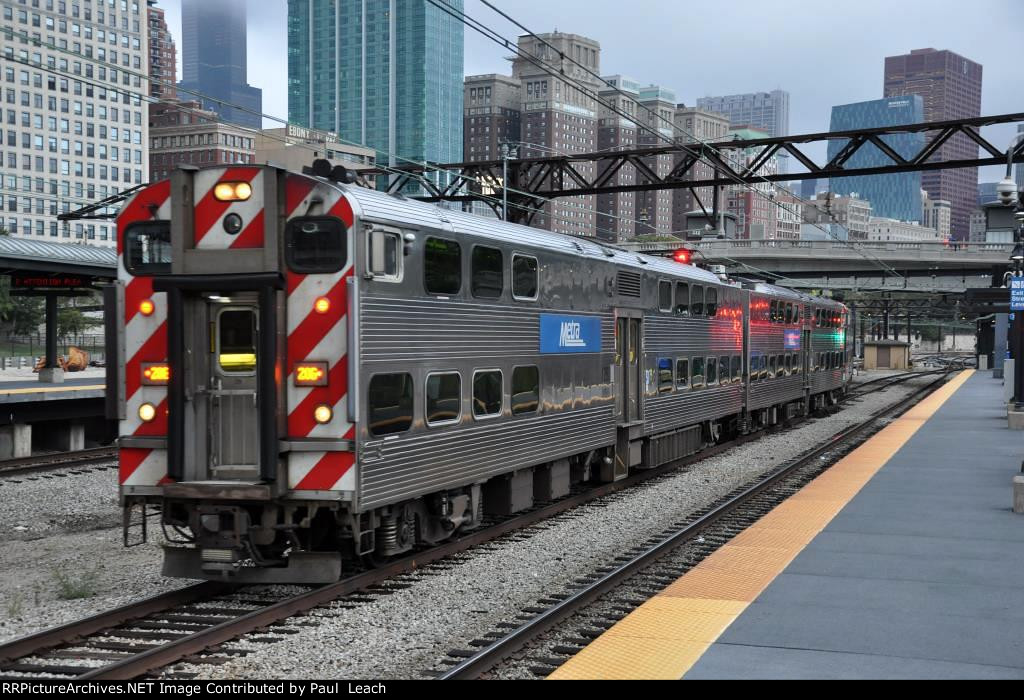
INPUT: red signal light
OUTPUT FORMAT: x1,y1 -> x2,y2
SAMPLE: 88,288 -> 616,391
672,249 -> 692,264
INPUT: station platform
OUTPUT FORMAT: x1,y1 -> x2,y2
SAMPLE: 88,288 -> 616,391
0,376 -> 105,404
551,370 -> 1024,680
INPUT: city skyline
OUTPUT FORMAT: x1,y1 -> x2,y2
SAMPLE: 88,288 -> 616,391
151,0 -> 1023,183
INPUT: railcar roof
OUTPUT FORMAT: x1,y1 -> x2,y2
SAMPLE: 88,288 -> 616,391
337,180 -> 724,285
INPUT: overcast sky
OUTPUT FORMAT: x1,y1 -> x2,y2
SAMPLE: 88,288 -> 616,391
156,0 -> 1023,181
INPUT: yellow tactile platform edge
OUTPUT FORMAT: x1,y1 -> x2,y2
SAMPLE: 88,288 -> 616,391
549,370 -> 974,680
1,384 -> 105,395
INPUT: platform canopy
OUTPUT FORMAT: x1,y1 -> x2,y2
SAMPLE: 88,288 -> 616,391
0,237 -> 117,279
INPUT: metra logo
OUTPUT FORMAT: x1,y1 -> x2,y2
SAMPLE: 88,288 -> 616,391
559,321 -> 586,347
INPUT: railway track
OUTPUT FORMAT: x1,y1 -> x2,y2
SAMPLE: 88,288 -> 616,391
0,446 -> 117,480
432,370 -> 954,679
0,373 -> 942,680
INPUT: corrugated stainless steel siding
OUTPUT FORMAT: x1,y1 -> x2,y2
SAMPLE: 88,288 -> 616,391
748,375 -> 805,411
644,384 -> 744,434
361,296 -> 614,362
644,316 -> 744,354
358,405 -> 614,509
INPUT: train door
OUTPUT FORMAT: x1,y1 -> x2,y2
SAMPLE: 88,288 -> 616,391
178,293 -> 263,482
209,302 -> 260,478
608,313 -> 642,482
616,315 -> 642,424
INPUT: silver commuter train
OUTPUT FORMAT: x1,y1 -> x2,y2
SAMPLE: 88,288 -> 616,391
113,164 -> 851,583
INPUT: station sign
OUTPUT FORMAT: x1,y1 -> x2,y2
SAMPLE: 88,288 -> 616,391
10,273 -> 94,290
539,314 -> 601,354
1012,277 -> 1024,312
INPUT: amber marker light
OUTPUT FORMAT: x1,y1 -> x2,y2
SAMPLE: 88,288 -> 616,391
142,363 -> 170,385
138,402 -> 157,422
313,404 -> 333,424
294,362 -> 328,387
314,296 -> 331,314
213,181 -> 253,202
139,299 -> 155,316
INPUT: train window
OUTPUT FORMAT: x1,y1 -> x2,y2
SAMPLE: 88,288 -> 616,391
777,355 -> 786,378
787,303 -> 795,324
473,370 -> 502,419
287,217 -> 347,274
690,357 -> 705,388
424,237 -> 461,295
785,354 -> 792,375
793,353 -> 802,375
748,355 -> 758,382
368,373 -> 414,437
676,358 -> 689,389
217,308 -> 256,374
706,288 -> 718,318
675,282 -> 689,316
471,246 -> 503,299
706,357 -> 717,386
731,356 -> 742,383
690,285 -> 704,317
124,220 -> 171,275
511,366 -> 539,415
719,355 -> 730,383
367,227 -> 402,280
658,358 -> 673,393
658,281 -> 672,312
426,372 -> 462,426
512,254 -> 539,300
769,301 -> 777,323
768,355 -> 777,379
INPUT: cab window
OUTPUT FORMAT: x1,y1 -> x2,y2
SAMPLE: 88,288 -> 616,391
286,217 -> 347,273
217,308 -> 256,374
124,221 -> 171,275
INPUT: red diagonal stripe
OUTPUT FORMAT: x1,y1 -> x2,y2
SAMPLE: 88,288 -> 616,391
286,269 -> 351,364
119,447 -> 151,484
286,270 -> 306,296
193,167 -> 261,244
117,180 -> 170,253
229,209 -> 265,249
327,193 -> 355,226
286,174 -> 317,215
288,356 -> 348,437
124,276 -> 155,324
125,322 -> 168,401
294,451 -> 355,491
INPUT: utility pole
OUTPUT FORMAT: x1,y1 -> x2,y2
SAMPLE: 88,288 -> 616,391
500,143 -> 517,222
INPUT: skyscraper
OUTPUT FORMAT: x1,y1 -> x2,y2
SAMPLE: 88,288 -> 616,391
1,0 -> 148,247
288,0 -> 464,185
148,3 -> 176,101
884,48 -> 983,239
696,90 -> 790,172
511,32 -> 601,236
178,0 -> 262,129
827,96 -> 925,223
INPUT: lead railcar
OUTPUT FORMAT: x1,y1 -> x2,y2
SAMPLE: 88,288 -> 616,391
113,164 -> 849,583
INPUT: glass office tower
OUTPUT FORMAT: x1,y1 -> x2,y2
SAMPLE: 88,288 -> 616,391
288,0 -> 464,185
827,96 -> 925,223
